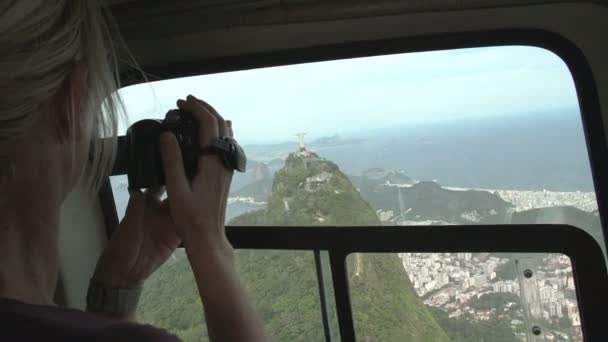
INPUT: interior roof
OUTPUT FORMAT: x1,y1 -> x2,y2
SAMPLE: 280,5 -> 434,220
110,0 -> 608,73
108,0 -> 608,19
107,0 -> 608,178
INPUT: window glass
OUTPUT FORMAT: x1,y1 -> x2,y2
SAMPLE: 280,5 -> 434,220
110,46 -> 602,341
115,46 -> 602,254
346,253 -> 582,342
137,249 -> 326,342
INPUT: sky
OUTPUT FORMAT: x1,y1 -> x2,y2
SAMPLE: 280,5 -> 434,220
118,46 -> 580,145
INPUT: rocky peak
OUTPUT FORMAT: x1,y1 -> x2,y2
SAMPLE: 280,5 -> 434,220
265,151 -> 380,226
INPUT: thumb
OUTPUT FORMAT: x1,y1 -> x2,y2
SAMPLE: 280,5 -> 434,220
160,132 -> 191,212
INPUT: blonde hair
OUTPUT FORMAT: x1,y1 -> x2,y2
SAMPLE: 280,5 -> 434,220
0,0 -> 125,190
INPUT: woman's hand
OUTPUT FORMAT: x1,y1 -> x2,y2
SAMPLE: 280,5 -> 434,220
92,188 -> 181,289
159,95 -> 234,254
92,93 -> 233,292
160,95 -> 267,342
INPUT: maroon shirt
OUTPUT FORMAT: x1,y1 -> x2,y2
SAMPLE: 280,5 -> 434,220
0,298 -> 180,341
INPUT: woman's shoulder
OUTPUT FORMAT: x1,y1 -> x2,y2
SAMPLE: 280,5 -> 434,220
0,297 -> 180,342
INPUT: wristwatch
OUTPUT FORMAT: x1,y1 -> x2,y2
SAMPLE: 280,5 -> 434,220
200,136 -> 247,172
86,279 -> 142,315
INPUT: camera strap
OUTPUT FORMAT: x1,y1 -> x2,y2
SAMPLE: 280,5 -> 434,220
196,136 -> 247,173
198,137 -> 232,157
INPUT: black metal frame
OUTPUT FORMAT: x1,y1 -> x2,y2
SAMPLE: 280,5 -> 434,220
98,28 -> 608,341
314,250 -> 333,342
113,28 -> 608,247
226,225 -> 608,341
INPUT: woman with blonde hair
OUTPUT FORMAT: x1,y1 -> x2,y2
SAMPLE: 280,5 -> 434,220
0,1 -> 265,340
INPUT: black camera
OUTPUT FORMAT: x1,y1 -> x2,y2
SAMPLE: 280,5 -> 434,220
126,109 -> 247,189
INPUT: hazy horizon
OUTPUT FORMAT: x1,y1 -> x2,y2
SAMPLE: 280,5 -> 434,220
118,45 -> 579,145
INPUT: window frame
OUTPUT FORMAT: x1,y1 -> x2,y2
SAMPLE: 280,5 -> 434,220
100,29 -> 608,342
112,28 -> 608,245
225,224 -> 607,341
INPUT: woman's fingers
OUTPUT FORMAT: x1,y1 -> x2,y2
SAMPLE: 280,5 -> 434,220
197,97 -> 227,137
160,132 -> 191,206
177,95 -> 220,146
191,96 -> 224,121
192,95 -> 228,138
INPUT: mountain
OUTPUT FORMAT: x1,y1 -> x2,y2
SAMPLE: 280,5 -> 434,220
477,205 -> 603,255
138,150 -> 450,341
350,174 -> 513,224
137,250 -> 207,340
231,160 -> 272,192
362,168 -> 414,184
510,205 -> 600,228
266,158 -> 286,173
233,178 -> 273,201
230,150 -> 450,341
261,150 -> 383,226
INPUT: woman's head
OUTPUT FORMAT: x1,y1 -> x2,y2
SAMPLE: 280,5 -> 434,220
0,0 -> 122,199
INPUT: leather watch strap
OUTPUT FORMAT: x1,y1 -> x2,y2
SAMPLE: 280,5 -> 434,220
86,279 -> 142,315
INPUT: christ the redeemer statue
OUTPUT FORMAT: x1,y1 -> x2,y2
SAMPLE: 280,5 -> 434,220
296,132 -> 307,152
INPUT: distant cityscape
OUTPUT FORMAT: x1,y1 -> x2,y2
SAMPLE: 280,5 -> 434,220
493,189 -> 597,212
400,252 -> 581,341
395,189 -> 594,342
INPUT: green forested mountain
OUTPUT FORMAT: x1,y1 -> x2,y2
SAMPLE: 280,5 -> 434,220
349,175 -> 513,225
233,178 -> 273,201
138,150 -> 449,341
264,151 -> 386,226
